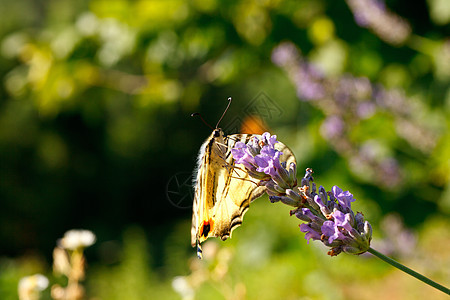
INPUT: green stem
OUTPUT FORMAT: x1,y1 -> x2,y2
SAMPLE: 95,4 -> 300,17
368,247 -> 450,295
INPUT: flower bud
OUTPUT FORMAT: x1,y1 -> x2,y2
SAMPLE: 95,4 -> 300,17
271,195 -> 301,207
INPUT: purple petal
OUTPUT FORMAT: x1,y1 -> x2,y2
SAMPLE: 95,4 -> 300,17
320,116 -> 345,139
261,132 -> 278,147
321,221 -> 345,244
332,186 -> 355,208
254,148 -> 283,176
300,223 -> 321,243
321,221 -> 336,237
333,210 -> 353,232
231,143 -> 258,171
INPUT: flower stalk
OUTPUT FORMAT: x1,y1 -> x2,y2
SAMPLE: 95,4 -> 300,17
368,247 -> 450,295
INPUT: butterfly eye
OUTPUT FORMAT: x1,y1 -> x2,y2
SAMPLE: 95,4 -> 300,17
213,130 -> 221,137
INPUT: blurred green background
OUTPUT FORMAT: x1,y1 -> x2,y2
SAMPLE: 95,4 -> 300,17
0,0 -> 449,299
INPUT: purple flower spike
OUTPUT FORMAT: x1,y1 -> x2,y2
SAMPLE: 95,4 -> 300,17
231,132 -> 372,256
295,176 -> 372,255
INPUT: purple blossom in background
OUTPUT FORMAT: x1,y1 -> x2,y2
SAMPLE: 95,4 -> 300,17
334,75 -> 372,105
333,76 -> 353,104
295,64 -> 325,101
375,213 -> 417,258
356,101 -> 376,119
379,158 -> 402,187
320,116 -> 345,140
232,133 -> 372,256
345,0 -> 411,45
271,42 -> 438,189
272,45 -> 325,101
271,42 -> 298,66
350,0 -> 386,27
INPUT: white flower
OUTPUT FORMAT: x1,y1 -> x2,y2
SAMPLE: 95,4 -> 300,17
59,229 -> 96,250
18,274 -> 49,300
172,276 -> 194,300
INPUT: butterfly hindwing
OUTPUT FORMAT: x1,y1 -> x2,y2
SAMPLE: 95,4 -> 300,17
191,130 -> 296,251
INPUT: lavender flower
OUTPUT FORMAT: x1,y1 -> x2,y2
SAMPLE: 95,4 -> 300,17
230,134 -> 450,294
232,133 -> 372,256
298,185 -> 372,256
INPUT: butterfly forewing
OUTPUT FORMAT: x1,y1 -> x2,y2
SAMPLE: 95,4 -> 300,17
191,130 -> 296,251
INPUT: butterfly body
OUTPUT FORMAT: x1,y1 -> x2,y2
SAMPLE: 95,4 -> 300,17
191,129 -> 295,257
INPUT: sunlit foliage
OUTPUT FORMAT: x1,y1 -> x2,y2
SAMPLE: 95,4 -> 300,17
0,0 -> 449,299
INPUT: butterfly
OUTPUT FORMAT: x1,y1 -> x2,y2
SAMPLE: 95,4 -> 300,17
191,128 -> 296,258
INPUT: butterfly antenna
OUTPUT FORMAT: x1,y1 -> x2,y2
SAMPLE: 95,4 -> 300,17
191,112 -> 214,130
215,97 -> 232,129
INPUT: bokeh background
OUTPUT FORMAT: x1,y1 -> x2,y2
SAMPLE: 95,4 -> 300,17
1,0 -> 449,299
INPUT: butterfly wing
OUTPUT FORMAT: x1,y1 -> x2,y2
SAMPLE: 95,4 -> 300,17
206,134 -> 265,242
191,131 -> 296,249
